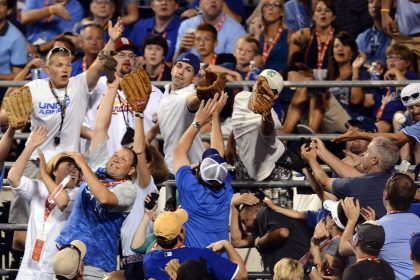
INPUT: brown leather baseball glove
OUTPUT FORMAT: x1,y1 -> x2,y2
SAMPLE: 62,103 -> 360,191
196,69 -> 225,101
120,68 -> 152,113
248,75 -> 277,116
3,86 -> 33,129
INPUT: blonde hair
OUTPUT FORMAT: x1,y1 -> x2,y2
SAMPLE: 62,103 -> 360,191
273,258 -> 304,280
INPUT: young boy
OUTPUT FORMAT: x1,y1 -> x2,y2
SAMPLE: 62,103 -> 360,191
143,35 -> 172,81
368,44 -> 419,132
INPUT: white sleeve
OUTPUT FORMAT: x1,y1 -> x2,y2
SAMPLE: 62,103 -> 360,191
108,181 -> 137,213
13,177 -> 41,201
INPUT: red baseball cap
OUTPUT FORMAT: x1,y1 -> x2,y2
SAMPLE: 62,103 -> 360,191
115,37 -> 139,55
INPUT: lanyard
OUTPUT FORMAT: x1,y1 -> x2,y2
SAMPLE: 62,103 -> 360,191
152,30 -> 167,39
44,198 -> 56,221
82,56 -> 88,72
100,178 -> 126,188
315,28 -> 334,69
117,93 -> 132,127
156,63 -> 166,81
387,210 -> 404,215
49,80 -> 68,145
209,54 -> 218,65
150,242 -> 184,252
262,28 -> 282,65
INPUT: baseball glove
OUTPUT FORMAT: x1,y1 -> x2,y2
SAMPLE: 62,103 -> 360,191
3,86 -> 33,129
164,258 -> 180,280
120,68 -> 151,113
196,69 -> 225,101
98,49 -> 118,82
248,75 -> 276,116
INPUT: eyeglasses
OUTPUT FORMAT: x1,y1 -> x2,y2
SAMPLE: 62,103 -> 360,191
386,55 -> 404,61
116,52 -> 137,60
401,92 -> 420,103
262,3 -> 282,9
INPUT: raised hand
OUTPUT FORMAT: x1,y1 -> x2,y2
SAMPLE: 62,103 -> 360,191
27,126 -> 48,149
232,193 -> 260,208
352,51 -> 367,70
193,94 -> 218,127
360,206 -> 376,221
50,1 -> 71,21
333,127 -> 361,143
108,17 -> 124,43
342,197 -> 360,222
213,91 -> 228,117
65,152 -> 88,170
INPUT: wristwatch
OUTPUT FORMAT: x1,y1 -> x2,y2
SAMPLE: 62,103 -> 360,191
135,112 -> 144,119
192,121 -> 201,129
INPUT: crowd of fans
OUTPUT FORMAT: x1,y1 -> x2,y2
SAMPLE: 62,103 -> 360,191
0,0 -> 420,279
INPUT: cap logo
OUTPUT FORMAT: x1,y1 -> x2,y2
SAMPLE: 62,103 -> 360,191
121,38 -> 129,45
265,70 -> 277,77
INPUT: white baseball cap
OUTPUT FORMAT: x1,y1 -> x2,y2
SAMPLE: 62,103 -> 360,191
259,69 -> 284,94
401,83 -> 420,107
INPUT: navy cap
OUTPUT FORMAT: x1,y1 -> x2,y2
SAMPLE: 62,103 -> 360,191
346,116 -> 378,132
175,52 -> 200,74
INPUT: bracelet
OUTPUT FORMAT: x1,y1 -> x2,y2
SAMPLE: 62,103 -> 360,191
381,8 -> 390,13
191,121 -> 201,129
49,6 -> 54,15
135,112 -> 144,119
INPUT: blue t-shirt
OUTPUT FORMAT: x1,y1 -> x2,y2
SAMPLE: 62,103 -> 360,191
258,29 -> 289,72
332,172 -> 390,218
356,26 -> 391,64
284,0 -> 313,31
377,212 -> 420,280
175,166 -> 233,249
129,16 -> 182,62
23,0 -> 84,43
144,247 -> 238,280
0,21 -> 28,74
403,121 -> 420,144
56,170 -> 130,272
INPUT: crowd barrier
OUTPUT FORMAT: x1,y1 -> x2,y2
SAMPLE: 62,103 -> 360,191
1,80 -> 420,278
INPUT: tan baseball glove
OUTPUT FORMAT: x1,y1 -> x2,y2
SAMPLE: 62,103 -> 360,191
120,68 -> 152,113
164,258 -> 180,280
98,49 -> 118,82
248,75 -> 277,116
3,86 -> 33,129
196,69 -> 225,101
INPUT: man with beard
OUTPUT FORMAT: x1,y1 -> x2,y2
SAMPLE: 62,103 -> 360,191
129,0 -> 182,62
83,37 -> 164,155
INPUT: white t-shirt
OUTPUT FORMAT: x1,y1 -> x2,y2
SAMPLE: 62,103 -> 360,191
82,76 -> 163,155
158,83 -> 205,174
28,74 -> 90,161
14,177 -> 77,279
120,177 -> 157,256
231,91 -> 284,181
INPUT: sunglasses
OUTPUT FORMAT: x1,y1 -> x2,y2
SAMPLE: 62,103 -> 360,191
49,47 -> 71,56
401,92 -> 420,103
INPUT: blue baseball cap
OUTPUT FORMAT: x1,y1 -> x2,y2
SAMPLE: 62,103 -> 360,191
200,148 -> 228,185
175,52 -> 200,74
346,116 -> 378,133
410,232 -> 420,259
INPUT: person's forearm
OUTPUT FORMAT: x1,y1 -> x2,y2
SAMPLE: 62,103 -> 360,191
186,93 -> 201,112
260,113 -> 275,136
211,116 -> 225,156
175,124 -> 199,158
7,145 -> 35,187
91,86 -> 118,150
229,205 -> 253,247
318,149 -> 361,177
381,0 -> 392,9
0,73 -> 17,80
339,219 -> 357,256
269,204 -> 307,220
302,167 -> 326,201
80,163 -> 118,206
21,7 -> 51,24
258,228 -> 289,250
133,116 -> 151,188
145,124 -> 160,144
40,173 -> 70,211
221,240 -> 248,280
308,159 -> 333,193
131,214 -> 151,249
310,243 -> 322,268
0,127 -> 15,162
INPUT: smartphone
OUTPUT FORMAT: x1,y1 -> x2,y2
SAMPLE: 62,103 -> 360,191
144,193 -> 160,210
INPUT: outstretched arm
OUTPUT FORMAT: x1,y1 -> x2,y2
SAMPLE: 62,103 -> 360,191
85,19 -> 123,91
7,127 -> 47,187
89,76 -> 120,153
230,194 -> 259,248
173,96 -> 218,174
339,197 -> 360,257
132,115 -> 152,188
207,240 -> 248,280
334,127 -> 410,147
211,92 -> 228,156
